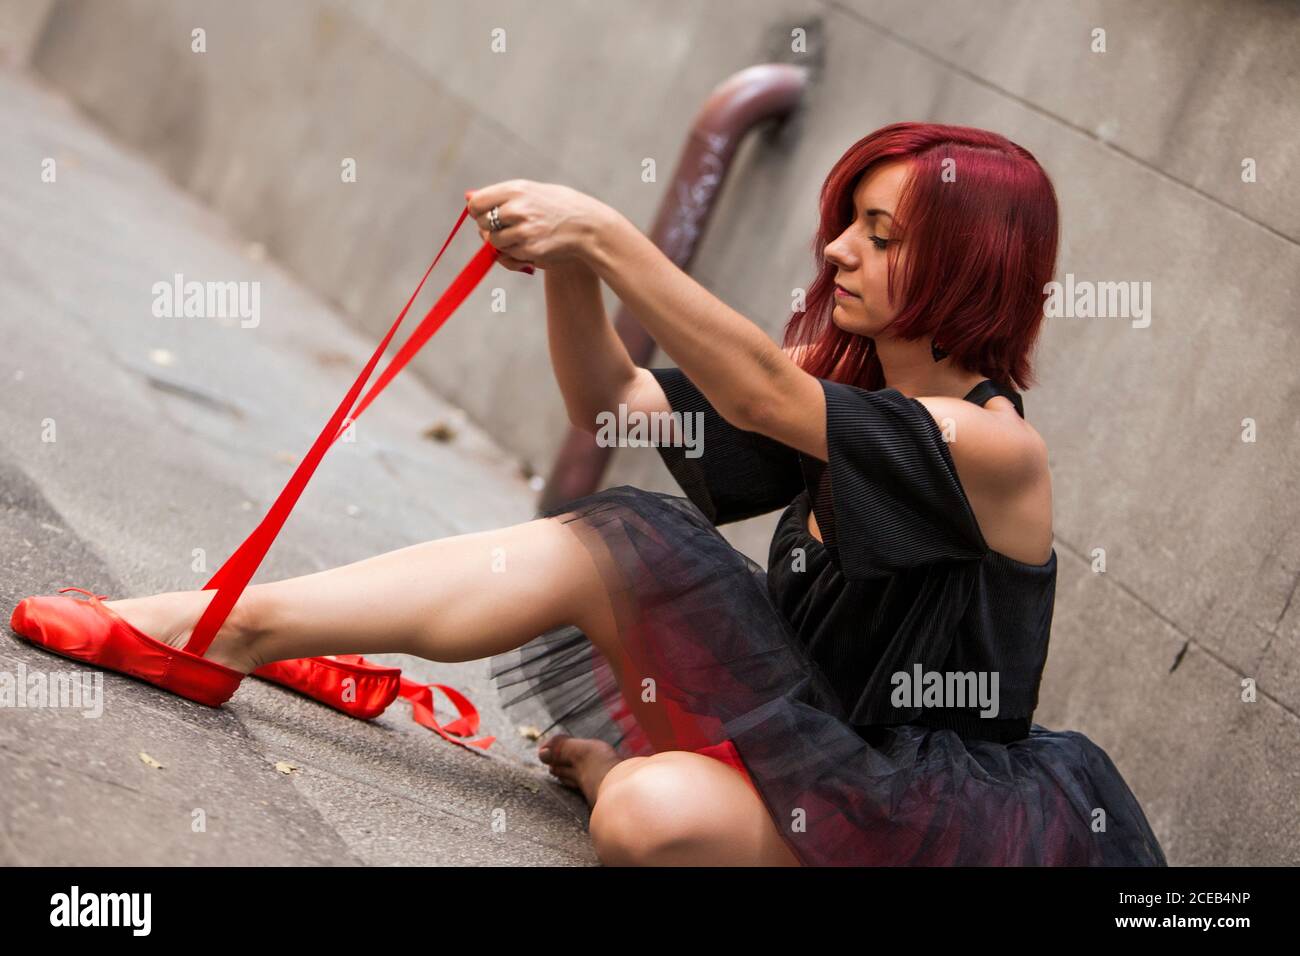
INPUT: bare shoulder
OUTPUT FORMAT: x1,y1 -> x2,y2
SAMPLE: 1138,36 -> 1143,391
914,393 -> 1048,498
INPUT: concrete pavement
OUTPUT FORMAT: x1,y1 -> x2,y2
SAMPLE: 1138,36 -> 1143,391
0,69 -> 596,865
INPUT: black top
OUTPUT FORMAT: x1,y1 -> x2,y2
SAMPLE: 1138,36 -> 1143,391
649,366 -> 1057,744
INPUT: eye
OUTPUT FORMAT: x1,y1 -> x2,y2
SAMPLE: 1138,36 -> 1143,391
869,234 -> 890,250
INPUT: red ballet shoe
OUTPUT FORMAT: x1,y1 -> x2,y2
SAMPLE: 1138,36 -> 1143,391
252,655 -> 401,721
8,587 -> 244,707
253,656 -> 494,751
9,590 -> 492,748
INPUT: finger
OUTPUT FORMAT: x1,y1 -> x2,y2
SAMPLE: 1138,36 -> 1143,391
501,255 -> 537,276
477,228 -> 533,273
479,228 -> 529,268
497,252 -> 533,272
472,202 -> 524,238
485,221 -> 529,252
465,179 -> 521,218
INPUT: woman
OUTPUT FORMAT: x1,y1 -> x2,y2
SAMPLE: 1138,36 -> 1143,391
11,122 -> 1166,866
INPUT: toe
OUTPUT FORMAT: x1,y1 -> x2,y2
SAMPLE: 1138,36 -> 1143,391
538,734 -> 571,766
545,763 -> 581,790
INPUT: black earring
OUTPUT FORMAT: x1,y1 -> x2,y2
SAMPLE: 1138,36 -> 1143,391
931,339 -> 948,362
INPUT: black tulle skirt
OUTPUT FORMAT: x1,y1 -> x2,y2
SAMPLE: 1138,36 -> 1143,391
489,485 -> 1167,866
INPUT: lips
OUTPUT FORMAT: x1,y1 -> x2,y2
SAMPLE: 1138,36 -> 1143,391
835,283 -> 861,299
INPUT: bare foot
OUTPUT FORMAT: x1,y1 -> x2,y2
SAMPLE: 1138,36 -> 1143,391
538,735 -> 621,806
102,590 -> 262,674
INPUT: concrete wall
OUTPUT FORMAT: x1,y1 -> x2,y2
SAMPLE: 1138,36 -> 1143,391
6,0 -> 1299,864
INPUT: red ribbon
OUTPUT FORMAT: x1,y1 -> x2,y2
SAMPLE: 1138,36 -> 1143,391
398,674 -> 495,751
330,655 -> 496,751
187,205 -> 499,749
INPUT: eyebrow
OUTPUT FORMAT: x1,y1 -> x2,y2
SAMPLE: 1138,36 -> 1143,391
863,207 -> 893,220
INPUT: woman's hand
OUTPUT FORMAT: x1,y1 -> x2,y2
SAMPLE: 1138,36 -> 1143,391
465,180 -> 610,271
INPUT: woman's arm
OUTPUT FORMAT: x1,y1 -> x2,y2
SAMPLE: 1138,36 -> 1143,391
541,260 -> 659,429
583,204 -> 828,458
542,250 -> 817,443
541,261 -> 674,433
474,209 -> 670,434
465,179 -> 824,454
576,217 -> 1038,497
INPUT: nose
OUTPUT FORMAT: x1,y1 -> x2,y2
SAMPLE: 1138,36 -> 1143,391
824,234 -> 856,271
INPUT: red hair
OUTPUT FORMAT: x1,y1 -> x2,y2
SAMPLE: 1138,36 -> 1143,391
783,122 -> 1058,392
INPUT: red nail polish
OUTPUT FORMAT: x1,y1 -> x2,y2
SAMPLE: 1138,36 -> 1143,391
523,265 -> 535,275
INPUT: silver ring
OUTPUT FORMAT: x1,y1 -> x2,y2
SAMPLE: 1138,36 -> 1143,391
488,206 -> 502,232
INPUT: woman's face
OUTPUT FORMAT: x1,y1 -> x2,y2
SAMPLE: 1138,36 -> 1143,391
823,159 -> 912,337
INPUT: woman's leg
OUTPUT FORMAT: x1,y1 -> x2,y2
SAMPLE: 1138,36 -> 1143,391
106,516 -> 798,865
589,751 -> 801,866
106,516 -> 621,674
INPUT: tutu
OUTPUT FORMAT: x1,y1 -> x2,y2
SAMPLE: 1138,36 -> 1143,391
491,368 -> 1166,866
491,485 -> 1166,866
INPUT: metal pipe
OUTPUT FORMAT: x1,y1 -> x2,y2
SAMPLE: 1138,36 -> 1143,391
538,62 -> 809,513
